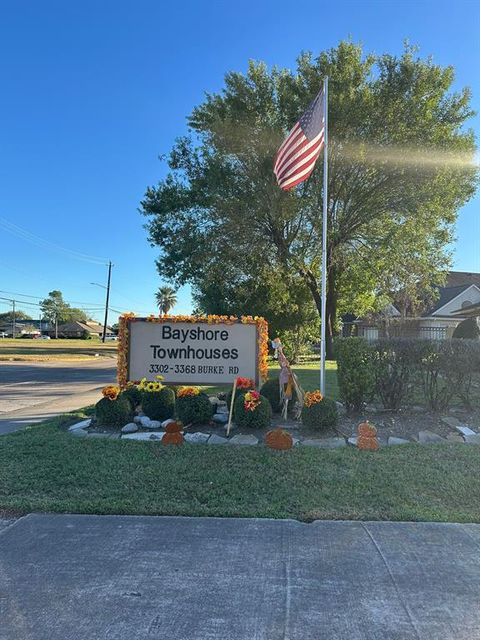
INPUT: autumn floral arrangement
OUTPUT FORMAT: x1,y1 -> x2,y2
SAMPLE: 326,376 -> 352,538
176,386 -> 213,425
226,376 -> 256,407
177,386 -> 200,398
301,390 -> 338,430
244,390 -> 261,412
102,385 -> 120,401
234,389 -> 271,429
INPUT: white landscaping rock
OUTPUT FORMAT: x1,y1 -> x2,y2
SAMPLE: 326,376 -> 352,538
121,423 -> 138,434
133,416 -> 143,424
209,397 -> 221,405
417,430 -> 446,444
216,405 -> 229,415
139,416 -> 152,428
161,419 -> 176,429
68,419 -> 91,432
71,429 -> 88,438
229,434 -> 258,446
387,437 -> 410,446
212,413 -> 228,424
145,420 -> 162,430
455,425 -> 476,437
122,432 -> 164,441
208,434 -> 229,445
184,432 -> 210,444
347,437 -> 358,447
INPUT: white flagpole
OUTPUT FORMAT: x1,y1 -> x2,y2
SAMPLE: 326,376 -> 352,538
320,76 -> 329,395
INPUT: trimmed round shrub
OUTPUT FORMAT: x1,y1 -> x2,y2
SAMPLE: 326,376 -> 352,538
121,385 -> 142,410
95,395 -> 132,428
453,317 -> 480,340
176,392 -> 213,425
141,387 -> 176,421
260,377 -> 298,414
301,397 -> 338,430
234,393 -> 272,429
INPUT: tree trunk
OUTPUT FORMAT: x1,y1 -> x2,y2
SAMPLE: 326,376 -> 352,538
299,264 -> 338,360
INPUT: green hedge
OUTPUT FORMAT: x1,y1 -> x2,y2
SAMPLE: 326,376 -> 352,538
95,395 -> 132,428
234,394 -> 272,429
141,387 -> 176,421
176,392 -> 213,425
301,397 -> 338,430
334,338 -> 375,414
335,337 -> 480,413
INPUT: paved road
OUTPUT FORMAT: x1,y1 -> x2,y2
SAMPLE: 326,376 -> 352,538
1,514 -> 480,640
0,360 -> 116,434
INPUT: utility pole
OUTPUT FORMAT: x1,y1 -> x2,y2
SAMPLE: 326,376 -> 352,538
12,299 -> 16,339
102,261 -> 112,343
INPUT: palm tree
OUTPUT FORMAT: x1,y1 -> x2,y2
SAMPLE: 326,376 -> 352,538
155,286 -> 177,316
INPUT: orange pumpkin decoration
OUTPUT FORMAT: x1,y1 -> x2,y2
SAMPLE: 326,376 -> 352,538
357,421 -> 379,451
265,428 -> 293,451
165,421 -> 183,433
357,421 -> 377,437
162,431 -> 184,445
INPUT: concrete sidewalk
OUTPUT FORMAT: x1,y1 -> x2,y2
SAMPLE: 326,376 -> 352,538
1,514 -> 480,639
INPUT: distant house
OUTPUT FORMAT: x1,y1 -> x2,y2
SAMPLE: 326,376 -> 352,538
0,321 -> 36,338
345,271 -> 480,341
52,321 -> 112,339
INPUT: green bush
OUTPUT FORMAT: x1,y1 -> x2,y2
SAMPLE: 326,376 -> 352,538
371,338 -> 422,411
121,385 -> 142,410
260,377 -> 298,414
301,397 -> 338,430
334,338 -> 375,414
176,392 -> 213,425
234,393 -> 271,429
141,387 -> 176,421
453,317 -> 480,340
95,395 -> 132,428
416,339 -> 480,411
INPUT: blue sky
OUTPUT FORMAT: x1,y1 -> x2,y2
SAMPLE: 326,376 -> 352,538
0,0 -> 478,323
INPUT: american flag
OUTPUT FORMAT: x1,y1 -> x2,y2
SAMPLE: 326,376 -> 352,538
274,88 -> 325,190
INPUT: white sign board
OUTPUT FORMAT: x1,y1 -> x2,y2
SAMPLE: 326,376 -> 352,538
128,320 -> 259,385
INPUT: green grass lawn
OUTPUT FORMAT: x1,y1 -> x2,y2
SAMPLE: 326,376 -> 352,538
1,409 -> 480,523
206,360 -> 339,398
0,338 -> 117,360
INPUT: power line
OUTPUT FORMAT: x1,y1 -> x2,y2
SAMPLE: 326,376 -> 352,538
0,216 -> 108,265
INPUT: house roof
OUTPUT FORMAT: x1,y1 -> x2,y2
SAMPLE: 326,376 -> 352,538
57,321 -> 106,334
446,271 -> 480,288
422,272 -> 480,317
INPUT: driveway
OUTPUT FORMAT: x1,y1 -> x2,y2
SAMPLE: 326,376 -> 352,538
1,514 -> 479,639
0,360 -> 116,434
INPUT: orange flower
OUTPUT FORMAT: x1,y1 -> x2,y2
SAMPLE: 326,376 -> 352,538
177,386 -> 200,398
102,385 -> 120,401
304,390 -> 324,408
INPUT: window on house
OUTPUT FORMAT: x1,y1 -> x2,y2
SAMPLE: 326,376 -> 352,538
461,300 -> 473,309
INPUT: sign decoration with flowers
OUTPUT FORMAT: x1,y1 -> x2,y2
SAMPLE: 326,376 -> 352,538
117,314 -> 269,389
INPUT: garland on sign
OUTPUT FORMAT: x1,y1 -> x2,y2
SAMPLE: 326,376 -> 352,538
117,314 -> 269,388
271,337 -> 305,420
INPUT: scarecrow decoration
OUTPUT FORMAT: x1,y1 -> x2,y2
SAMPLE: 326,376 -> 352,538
271,337 -> 305,420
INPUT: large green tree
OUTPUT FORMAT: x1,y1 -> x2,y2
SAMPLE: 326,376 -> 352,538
40,291 -> 88,325
141,41 -> 478,356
